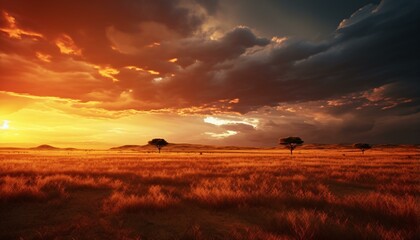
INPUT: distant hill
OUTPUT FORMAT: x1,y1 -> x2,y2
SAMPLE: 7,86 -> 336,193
31,144 -> 59,150
164,143 -> 258,151
268,144 -> 352,150
300,144 -> 354,149
266,143 -> 420,150
110,145 -> 145,150
31,145 -> 79,150
372,144 -> 420,149
110,143 -> 259,152
0,144 -> 79,151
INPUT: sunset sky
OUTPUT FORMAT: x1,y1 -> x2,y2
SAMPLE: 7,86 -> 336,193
0,0 -> 419,148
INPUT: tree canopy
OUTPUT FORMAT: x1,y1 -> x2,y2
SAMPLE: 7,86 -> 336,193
354,143 -> 372,154
148,138 -> 169,153
279,137 -> 304,155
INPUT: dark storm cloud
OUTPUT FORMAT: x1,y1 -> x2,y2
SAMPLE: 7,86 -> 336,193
176,26 -> 269,66
195,0 -> 219,15
138,0 -> 419,116
197,0 -> 420,113
218,0 -> 381,40
0,0 -> 202,38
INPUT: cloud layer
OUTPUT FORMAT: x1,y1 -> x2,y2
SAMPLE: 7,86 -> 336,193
0,0 -> 418,145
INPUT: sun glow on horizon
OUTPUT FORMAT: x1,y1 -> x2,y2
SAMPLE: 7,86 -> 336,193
1,120 -> 10,130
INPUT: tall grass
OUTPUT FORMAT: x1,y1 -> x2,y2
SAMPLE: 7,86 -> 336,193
0,174 -> 123,201
0,149 -> 418,239
103,185 -> 180,213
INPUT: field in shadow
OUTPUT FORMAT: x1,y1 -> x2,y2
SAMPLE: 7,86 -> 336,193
0,148 -> 418,239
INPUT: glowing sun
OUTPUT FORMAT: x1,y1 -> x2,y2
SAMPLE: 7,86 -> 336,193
1,120 -> 10,130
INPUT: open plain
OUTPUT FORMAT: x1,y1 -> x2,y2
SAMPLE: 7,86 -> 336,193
0,147 -> 418,240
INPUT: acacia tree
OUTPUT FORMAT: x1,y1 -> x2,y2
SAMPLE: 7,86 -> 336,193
148,138 -> 168,153
354,143 -> 372,154
279,137 -> 304,155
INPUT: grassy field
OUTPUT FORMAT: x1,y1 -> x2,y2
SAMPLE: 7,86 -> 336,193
0,148 -> 418,239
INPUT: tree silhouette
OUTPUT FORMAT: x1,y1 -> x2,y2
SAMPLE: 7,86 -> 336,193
148,138 -> 168,153
279,137 -> 304,155
354,143 -> 372,154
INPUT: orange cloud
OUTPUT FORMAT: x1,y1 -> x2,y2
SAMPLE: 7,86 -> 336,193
0,11 -> 43,39
147,42 -> 160,48
148,70 -> 160,75
35,52 -> 52,62
55,34 -> 82,56
229,98 -> 240,104
125,66 -> 160,75
95,66 -> 120,82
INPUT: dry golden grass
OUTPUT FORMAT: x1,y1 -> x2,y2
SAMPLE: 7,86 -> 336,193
0,148 -> 418,239
103,185 -> 180,213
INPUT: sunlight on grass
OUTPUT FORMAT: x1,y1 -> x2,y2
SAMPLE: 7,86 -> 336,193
0,149 -> 418,239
